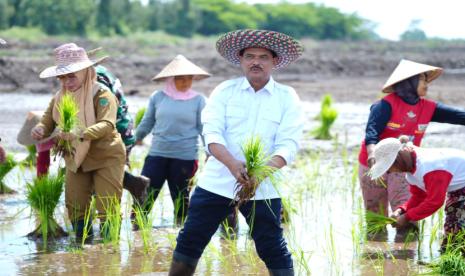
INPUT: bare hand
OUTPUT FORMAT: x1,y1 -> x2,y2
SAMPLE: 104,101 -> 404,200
58,131 -> 77,141
393,214 -> 409,228
228,159 -> 249,185
390,208 -> 404,220
31,126 -> 45,140
135,140 -> 143,146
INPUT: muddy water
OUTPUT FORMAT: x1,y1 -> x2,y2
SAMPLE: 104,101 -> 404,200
1,92 -> 465,275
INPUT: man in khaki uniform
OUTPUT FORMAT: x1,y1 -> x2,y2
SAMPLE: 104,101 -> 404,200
31,43 -> 126,240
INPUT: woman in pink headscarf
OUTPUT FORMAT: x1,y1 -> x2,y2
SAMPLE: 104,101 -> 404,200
135,55 -> 210,225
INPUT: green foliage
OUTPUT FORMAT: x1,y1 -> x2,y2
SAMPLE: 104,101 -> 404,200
26,174 -> 65,243
235,136 -> 277,208
135,107 -> 146,128
312,94 -> 338,140
0,0 -> 375,40
364,211 -> 395,235
54,93 -> 79,158
0,154 -> 16,194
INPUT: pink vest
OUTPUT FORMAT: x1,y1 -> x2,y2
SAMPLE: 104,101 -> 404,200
359,93 -> 437,166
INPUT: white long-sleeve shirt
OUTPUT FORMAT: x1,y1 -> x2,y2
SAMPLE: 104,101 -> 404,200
198,76 -> 304,200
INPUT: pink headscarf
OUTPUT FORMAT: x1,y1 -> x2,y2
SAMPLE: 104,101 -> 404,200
163,77 -> 199,100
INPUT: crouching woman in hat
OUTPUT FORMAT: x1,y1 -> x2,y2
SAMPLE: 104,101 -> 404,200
31,43 -> 126,240
359,60 -> 465,232
370,136 -> 465,249
135,55 -> 209,224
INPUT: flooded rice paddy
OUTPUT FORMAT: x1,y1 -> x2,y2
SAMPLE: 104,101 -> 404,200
1,92 -> 465,275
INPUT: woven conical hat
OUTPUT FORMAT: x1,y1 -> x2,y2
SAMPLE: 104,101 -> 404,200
152,55 -> 210,81
382,59 -> 443,93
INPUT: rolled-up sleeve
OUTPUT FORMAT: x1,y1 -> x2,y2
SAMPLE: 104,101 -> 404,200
202,86 -> 227,150
273,89 -> 303,165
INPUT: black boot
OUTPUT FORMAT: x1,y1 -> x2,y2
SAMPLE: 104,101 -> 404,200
168,259 -> 196,276
74,219 -> 93,243
123,172 -> 150,205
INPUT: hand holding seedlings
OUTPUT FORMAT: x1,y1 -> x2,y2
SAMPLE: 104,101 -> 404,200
58,131 -> 77,141
390,208 -> 404,219
31,126 -> 45,140
393,214 -> 409,228
227,159 -> 249,185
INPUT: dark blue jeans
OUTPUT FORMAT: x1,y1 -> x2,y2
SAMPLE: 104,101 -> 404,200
173,187 -> 293,270
141,155 -> 197,221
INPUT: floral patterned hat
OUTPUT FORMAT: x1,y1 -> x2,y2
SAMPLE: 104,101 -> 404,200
216,29 -> 303,69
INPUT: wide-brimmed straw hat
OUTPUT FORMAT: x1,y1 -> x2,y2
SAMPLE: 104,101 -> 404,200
216,29 -> 303,69
369,138 -> 403,180
152,55 -> 210,81
382,59 -> 443,93
39,43 -> 108,78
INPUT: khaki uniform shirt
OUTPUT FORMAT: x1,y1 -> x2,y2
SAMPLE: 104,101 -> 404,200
38,88 -> 126,172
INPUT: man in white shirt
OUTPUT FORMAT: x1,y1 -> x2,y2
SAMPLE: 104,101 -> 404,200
169,29 -> 304,276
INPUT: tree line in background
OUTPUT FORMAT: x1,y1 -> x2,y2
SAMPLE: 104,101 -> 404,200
0,0 -> 380,40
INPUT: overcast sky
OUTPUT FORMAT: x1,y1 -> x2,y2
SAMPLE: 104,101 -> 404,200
243,0 -> 464,40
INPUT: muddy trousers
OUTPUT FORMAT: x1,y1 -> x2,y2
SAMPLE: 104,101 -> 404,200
65,164 -> 124,223
141,155 -> 197,222
359,163 -> 411,215
173,187 -> 293,271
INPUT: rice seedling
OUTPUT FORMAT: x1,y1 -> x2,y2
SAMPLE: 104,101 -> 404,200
100,196 -> 122,246
234,136 -> 277,209
365,210 -> 396,235
134,107 -> 146,128
132,203 -> 156,253
53,93 -> 79,159
79,197 -> 96,246
314,93 -> 333,120
26,174 -> 67,244
312,94 -> 338,140
428,251 -> 465,276
21,144 -> 37,167
0,154 -> 17,194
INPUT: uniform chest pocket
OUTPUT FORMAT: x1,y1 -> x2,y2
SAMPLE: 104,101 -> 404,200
260,112 -> 281,139
226,105 -> 247,131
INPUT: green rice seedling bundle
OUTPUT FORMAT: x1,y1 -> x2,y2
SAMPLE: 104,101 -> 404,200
101,196 -> 122,245
314,94 -> 333,120
53,93 -> 79,159
365,210 -> 396,235
429,251 -> 465,276
0,154 -> 17,194
312,94 -> 338,140
234,136 -> 277,209
134,107 -> 146,128
21,144 -> 37,167
26,174 -> 67,243
132,204 -> 155,253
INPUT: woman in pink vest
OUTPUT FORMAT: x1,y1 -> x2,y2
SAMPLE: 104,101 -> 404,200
370,136 -> 465,249
359,60 -> 465,236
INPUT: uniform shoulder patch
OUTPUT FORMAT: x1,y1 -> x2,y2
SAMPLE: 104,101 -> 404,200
99,98 -> 109,106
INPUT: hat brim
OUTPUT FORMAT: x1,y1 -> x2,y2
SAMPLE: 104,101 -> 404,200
152,74 -> 210,82
216,29 -> 303,69
369,147 -> 401,180
39,56 -> 108,78
382,60 -> 443,93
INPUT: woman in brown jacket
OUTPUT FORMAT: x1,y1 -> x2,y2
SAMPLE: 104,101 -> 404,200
31,43 -> 126,241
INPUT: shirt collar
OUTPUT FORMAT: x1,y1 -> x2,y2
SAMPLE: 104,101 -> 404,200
240,76 -> 275,95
